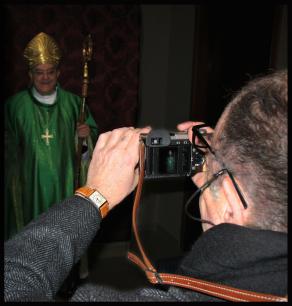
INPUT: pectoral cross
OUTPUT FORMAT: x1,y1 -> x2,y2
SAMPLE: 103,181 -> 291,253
41,128 -> 54,145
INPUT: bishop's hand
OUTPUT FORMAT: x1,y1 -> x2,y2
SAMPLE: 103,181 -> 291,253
77,122 -> 90,138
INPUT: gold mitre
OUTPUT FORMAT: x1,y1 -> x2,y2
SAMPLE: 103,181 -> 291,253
23,32 -> 61,68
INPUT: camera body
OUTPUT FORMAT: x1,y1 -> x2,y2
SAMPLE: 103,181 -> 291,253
140,129 -> 205,179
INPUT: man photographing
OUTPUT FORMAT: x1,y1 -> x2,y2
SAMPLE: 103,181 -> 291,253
4,70 -> 287,301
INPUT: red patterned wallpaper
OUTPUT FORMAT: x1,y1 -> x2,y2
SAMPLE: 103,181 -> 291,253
3,4 -> 141,133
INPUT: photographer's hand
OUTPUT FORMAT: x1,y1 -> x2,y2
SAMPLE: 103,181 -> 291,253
177,121 -> 214,185
177,121 -> 214,145
86,126 -> 151,211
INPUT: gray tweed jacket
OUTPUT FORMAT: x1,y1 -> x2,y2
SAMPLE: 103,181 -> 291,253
4,196 -> 287,301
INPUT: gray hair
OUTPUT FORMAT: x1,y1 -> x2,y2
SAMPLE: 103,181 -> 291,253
212,70 -> 287,232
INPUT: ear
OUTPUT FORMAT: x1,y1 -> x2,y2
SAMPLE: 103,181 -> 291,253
221,176 -> 246,226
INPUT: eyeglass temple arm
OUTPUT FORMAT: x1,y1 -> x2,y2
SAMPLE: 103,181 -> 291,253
200,168 -> 248,210
226,169 -> 248,209
200,169 -> 226,193
192,124 -> 215,154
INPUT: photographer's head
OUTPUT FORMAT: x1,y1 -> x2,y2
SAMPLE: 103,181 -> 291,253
191,70 -> 287,232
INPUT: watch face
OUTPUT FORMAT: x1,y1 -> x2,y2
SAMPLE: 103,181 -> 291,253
89,191 -> 106,207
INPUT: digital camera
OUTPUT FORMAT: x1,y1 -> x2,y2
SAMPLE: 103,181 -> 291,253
140,129 -> 205,179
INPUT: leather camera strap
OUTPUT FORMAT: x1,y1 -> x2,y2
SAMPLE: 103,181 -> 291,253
127,142 -> 287,302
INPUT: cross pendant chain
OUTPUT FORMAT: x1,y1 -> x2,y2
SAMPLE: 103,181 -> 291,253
41,128 -> 54,146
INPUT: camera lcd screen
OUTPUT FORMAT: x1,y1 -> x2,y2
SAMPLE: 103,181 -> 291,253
143,130 -> 202,179
158,147 -> 178,175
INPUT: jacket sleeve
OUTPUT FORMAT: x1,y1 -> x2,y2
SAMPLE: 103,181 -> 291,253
4,195 -> 102,301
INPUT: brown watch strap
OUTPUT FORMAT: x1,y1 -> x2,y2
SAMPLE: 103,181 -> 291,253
75,186 -> 109,218
127,142 -> 288,302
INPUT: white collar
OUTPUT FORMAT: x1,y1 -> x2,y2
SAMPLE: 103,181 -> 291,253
32,87 -> 57,105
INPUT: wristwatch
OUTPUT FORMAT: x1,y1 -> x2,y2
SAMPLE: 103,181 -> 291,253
75,186 -> 109,219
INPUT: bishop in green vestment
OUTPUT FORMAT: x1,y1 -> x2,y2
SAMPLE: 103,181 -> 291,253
4,33 -> 98,240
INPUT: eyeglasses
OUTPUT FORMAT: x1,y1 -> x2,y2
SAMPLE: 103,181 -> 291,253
191,124 -> 248,210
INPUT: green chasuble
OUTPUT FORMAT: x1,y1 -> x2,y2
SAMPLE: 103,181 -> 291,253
4,86 -> 98,240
